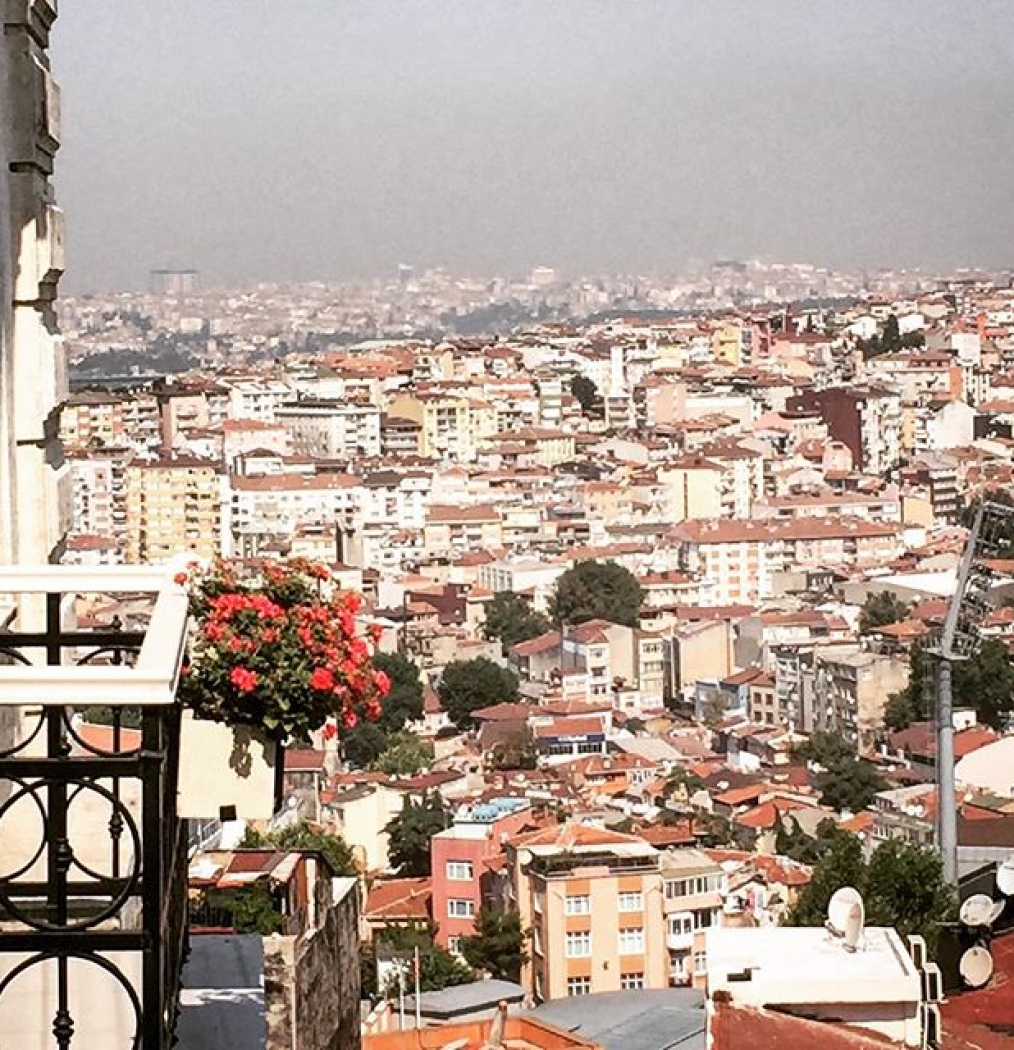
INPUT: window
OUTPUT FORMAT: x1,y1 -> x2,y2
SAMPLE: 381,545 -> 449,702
533,890 -> 545,915
618,928 -> 644,955
693,952 -> 708,975
692,908 -> 718,930
447,898 -> 475,919
669,914 -> 693,937
565,931 -> 592,958
446,861 -> 474,881
565,894 -> 591,915
567,977 -> 591,997
447,936 -> 462,954
532,924 -> 543,955
618,891 -> 643,913
664,874 -> 721,899
620,972 -> 645,991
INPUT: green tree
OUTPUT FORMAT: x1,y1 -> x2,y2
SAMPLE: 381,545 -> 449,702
385,792 -> 449,877
226,883 -> 285,935
775,815 -> 840,866
859,591 -> 909,635
482,592 -> 552,651
550,560 -> 643,628
343,721 -> 389,768
372,730 -> 433,776
570,374 -> 599,414
460,908 -> 527,982
797,733 -> 886,812
785,827 -> 866,926
786,833 -> 954,952
489,726 -> 538,771
438,657 -> 519,730
863,840 -> 955,950
240,820 -> 358,876
887,637 -> 1014,731
373,652 -> 425,733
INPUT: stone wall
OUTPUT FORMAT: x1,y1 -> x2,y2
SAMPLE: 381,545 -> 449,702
264,877 -> 362,1050
1,0 -> 68,567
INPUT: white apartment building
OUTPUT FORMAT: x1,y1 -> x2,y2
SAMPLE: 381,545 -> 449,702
275,398 -> 381,458
224,377 -> 293,422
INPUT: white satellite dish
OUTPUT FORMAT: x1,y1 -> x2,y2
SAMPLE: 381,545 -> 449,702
997,858 -> 1014,897
843,897 -> 865,953
827,886 -> 864,938
959,946 -> 994,989
960,893 -> 999,928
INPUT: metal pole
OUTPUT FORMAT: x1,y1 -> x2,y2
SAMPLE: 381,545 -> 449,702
936,657 -> 957,885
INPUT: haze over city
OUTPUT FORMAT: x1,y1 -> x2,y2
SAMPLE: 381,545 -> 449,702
55,0 -> 1014,291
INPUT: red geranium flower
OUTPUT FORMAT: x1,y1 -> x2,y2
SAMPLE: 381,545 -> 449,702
229,666 -> 258,693
310,667 -> 334,691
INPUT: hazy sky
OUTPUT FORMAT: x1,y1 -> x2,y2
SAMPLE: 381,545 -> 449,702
54,1 -> 1014,291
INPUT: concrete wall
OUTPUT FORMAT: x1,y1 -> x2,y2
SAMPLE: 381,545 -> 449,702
264,877 -> 361,1050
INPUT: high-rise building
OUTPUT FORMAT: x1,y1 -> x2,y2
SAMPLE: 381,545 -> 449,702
150,268 -> 199,296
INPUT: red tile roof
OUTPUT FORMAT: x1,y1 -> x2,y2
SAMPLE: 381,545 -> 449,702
364,877 -> 432,922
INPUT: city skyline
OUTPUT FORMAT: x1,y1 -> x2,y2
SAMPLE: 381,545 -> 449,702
55,1 -> 1014,292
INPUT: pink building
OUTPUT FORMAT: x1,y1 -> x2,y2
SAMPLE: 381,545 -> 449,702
430,798 -> 533,952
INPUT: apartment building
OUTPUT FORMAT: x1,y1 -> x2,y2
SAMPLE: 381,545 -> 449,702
673,518 -> 902,604
388,390 -> 490,461
66,448 -> 128,543
786,386 -> 902,475
430,798 -> 533,952
224,376 -> 292,421
660,848 -> 725,986
806,646 -> 910,752
423,504 -> 503,560
508,824 -> 667,1002
275,397 -> 382,458
124,455 -> 223,563
156,381 -> 229,449
62,390 -> 160,452
228,471 -> 359,558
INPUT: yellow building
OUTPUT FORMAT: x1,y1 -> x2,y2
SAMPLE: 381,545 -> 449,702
508,824 -> 668,1001
711,322 -> 744,367
387,391 -> 488,461
124,455 -> 222,563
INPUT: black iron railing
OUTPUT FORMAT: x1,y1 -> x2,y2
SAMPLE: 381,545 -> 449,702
0,597 -> 188,1049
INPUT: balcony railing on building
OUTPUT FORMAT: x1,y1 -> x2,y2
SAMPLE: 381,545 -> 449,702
0,566 -> 189,1049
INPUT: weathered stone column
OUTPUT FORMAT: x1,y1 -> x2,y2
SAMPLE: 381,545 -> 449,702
1,0 -> 69,567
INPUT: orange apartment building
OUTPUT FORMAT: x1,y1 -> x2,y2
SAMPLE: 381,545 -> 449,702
507,825 -> 668,1001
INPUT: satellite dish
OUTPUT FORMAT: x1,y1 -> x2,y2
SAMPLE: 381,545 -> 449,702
843,897 -> 865,952
959,946 -> 994,989
960,893 -> 999,928
997,859 -> 1014,897
827,887 -> 864,938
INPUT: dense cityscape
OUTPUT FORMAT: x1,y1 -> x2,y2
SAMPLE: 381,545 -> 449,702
3,3 -> 1014,1050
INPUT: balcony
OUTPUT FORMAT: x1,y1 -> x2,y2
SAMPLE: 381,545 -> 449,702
0,565 -> 189,1049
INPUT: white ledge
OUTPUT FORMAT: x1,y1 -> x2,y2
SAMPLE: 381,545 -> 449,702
0,562 -> 190,707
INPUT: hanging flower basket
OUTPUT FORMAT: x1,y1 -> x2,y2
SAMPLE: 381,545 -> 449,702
175,558 -> 389,817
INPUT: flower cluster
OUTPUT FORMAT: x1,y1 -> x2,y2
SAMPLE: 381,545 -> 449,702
179,559 -> 389,743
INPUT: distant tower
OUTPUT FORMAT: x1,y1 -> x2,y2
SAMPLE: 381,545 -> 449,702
531,266 -> 557,288
398,263 -> 414,287
150,268 -> 199,296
